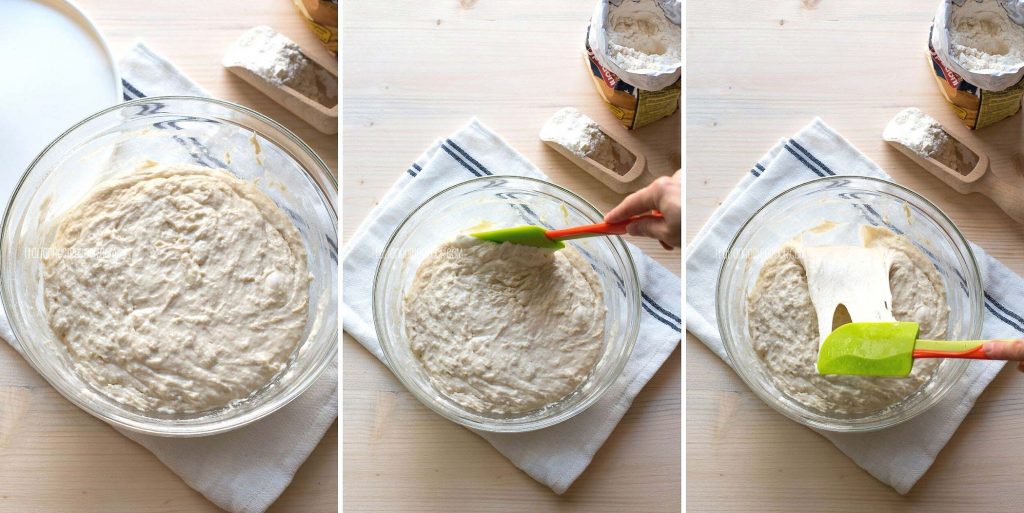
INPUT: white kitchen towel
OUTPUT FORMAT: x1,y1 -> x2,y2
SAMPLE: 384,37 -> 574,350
686,118 -> 1024,494
0,43 -> 337,513
342,119 -> 681,494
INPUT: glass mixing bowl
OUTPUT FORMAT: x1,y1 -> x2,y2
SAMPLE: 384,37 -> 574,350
373,176 -> 640,432
1,96 -> 338,437
717,176 -> 982,432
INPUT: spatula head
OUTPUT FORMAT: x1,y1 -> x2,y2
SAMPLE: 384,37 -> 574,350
816,322 -> 920,377
470,225 -> 565,250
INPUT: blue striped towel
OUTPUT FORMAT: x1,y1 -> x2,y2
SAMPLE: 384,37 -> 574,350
342,119 -> 681,494
686,118 -> 1024,494
0,43 -> 337,513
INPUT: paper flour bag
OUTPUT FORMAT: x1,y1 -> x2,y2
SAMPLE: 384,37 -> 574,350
585,0 -> 681,130
928,0 -> 1024,129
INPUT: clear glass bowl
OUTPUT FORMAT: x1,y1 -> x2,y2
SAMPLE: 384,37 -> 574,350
373,176 -> 639,432
0,96 -> 338,437
717,176 -> 983,432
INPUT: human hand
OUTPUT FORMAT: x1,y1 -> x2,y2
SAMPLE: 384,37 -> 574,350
604,171 -> 681,249
982,340 -> 1024,372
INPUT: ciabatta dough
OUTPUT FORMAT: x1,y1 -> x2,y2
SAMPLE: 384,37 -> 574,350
747,226 -> 948,414
44,162 -> 310,414
404,236 -> 606,415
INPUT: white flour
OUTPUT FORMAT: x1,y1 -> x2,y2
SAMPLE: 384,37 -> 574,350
883,108 -> 977,174
540,108 -> 636,174
883,108 -> 950,157
950,0 -> 1024,73
605,0 -> 681,73
223,26 -> 337,106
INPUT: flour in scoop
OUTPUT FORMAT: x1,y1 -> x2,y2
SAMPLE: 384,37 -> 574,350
404,236 -> 606,415
223,25 -> 337,107
883,108 -> 978,175
605,0 -> 681,73
44,162 -> 311,414
540,107 -> 636,174
950,0 -> 1024,73
747,225 -> 948,414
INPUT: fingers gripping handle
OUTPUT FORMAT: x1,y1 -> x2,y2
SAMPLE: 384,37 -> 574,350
982,339 -> 1024,361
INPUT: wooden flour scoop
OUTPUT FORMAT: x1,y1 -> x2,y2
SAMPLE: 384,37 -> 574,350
542,131 -> 653,194
224,26 -> 338,135
886,129 -> 1024,224
540,108 -> 656,194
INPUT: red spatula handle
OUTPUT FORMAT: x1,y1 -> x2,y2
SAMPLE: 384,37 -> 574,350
912,339 -> 1024,360
912,346 -> 987,359
545,212 -> 663,241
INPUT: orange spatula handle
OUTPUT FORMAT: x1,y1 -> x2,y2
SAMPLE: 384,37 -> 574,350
912,346 -> 987,359
545,212 -> 663,241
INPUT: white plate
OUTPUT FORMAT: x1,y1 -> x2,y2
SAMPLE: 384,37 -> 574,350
0,0 -> 121,211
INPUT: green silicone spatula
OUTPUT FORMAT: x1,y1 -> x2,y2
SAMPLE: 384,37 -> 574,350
817,322 -> 1024,377
470,212 -> 663,250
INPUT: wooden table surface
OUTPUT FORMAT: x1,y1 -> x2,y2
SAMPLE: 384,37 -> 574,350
342,1 -> 680,512
0,2 -> 337,512
687,1 -> 1024,511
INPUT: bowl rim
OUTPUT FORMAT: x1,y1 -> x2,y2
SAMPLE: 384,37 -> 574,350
0,95 -> 338,437
716,175 -> 983,433
372,174 -> 641,433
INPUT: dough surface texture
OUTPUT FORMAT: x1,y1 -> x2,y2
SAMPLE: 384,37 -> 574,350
44,163 -> 310,414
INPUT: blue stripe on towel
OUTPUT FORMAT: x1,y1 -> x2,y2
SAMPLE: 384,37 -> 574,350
642,291 -> 681,324
985,303 -> 1023,333
446,139 -> 492,176
441,144 -> 481,177
122,79 -> 145,99
641,301 -> 681,331
325,234 -> 338,262
985,292 -> 1024,332
790,139 -> 834,176
784,144 -> 827,177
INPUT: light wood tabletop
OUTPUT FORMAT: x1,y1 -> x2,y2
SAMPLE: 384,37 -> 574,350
342,1 -> 680,512
0,1 -> 337,512
687,1 -> 1024,511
